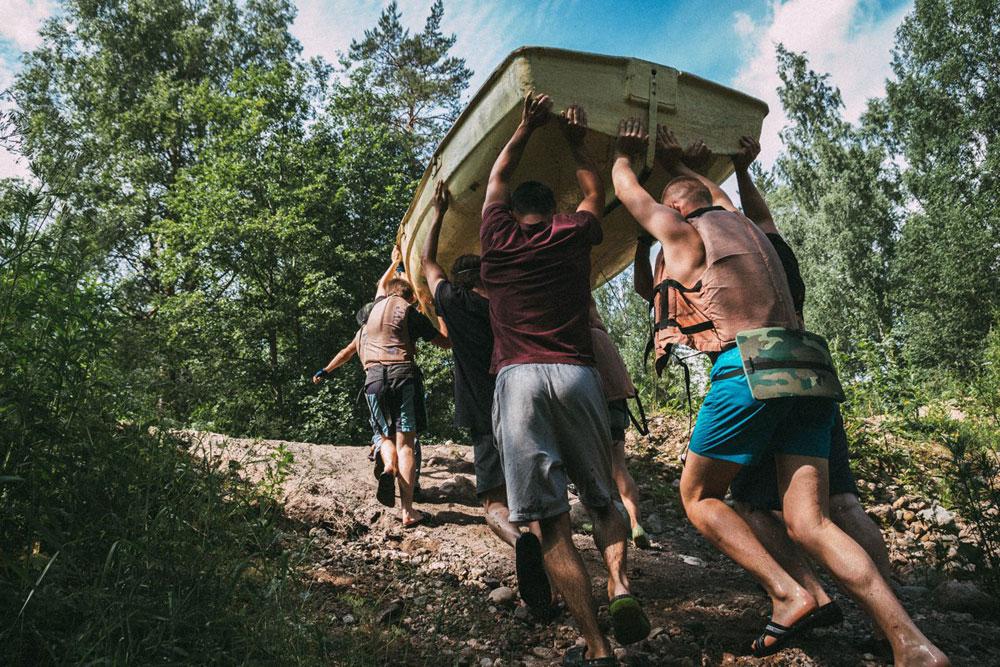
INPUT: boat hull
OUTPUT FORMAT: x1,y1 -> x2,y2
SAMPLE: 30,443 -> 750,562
398,46 -> 768,318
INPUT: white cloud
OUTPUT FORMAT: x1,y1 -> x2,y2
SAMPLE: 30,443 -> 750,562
733,11 -> 755,39
731,0 -> 911,168
0,0 -> 56,52
291,0 -> 519,93
0,0 -> 57,179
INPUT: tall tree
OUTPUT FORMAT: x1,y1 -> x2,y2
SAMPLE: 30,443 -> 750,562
8,0 -> 307,421
324,0 -> 472,438
340,0 -> 472,148
883,0 -> 1000,372
766,46 -> 900,364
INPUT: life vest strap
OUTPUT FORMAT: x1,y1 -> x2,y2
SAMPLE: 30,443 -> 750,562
654,278 -> 702,294
744,358 -> 836,375
654,318 -> 714,335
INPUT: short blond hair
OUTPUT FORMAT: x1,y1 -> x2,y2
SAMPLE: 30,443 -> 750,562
661,176 -> 712,208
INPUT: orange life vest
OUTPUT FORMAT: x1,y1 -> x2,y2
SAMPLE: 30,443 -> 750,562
652,207 -> 798,374
362,295 -> 416,369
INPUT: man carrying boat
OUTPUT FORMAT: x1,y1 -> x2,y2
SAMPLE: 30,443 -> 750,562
613,119 -> 949,666
420,179 -> 553,612
587,299 -> 650,549
360,269 -> 449,527
480,92 -> 649,667
313,254 -> 425,498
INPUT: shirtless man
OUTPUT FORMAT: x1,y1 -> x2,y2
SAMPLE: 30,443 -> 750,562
613,118 -> 948,666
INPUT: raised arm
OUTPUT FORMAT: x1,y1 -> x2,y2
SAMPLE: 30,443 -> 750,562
611,119 -> 662,225
613,119 -> 705,283
633,234 -> 655,304
732,135 -> 778,234
313,338 -> 358,383
655,126 -> 737,211
482,91 -> 552,216
376,246 -> 403,298
612,119 -> 689,241
421,181 -> 450,296
558,105 -> 604,218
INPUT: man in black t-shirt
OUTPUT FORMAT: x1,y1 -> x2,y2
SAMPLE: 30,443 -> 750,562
421,181 -> 552,612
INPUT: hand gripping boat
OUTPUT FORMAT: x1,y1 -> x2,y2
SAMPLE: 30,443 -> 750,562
397,46 -> 769,318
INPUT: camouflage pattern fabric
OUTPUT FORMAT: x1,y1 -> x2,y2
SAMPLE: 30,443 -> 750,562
735,328 -> 846,402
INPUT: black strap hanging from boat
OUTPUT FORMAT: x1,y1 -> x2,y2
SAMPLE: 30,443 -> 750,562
626,393 -> 649,436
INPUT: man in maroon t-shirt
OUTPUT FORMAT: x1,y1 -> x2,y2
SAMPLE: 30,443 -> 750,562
480,93 -> 649,665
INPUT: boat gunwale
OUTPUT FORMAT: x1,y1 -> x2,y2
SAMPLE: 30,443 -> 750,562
397,45 -> 769,238
429,45 -> 768,169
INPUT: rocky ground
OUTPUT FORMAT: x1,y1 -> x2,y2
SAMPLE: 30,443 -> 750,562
181,418 -> 999,667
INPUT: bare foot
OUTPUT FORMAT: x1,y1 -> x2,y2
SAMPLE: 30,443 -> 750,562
761,587 -> 816,650
402,509 -> 425,527
893,638 -> 950,667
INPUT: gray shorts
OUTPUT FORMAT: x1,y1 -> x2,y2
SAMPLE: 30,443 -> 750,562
493,363 -> 615,523
471,429 -> 506,497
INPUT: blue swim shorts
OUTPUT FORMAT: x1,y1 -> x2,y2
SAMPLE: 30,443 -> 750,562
688,347 -> 835,465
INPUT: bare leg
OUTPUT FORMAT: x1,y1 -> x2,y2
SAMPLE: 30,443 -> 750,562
395,431 -> 423,525
830,492 -> 894,585
379,435 -> 397,474
589,502 -> 630,600
734,500 -> 832,607
539,512 -> 611,660
831,491 -> 895,642
776,455 -> 949,667
610,440 -> 643,531
680,452 -> 816,646
481,486 -> 521,548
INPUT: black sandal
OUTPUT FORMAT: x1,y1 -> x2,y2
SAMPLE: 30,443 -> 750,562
515,533 -> 552,609
376,471 -> 395,507
750,610 -> 815,657
804,601 -> 843,631
561,645 -> 617,666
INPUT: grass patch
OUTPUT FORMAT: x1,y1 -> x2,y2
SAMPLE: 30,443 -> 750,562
1,423 -> 333,665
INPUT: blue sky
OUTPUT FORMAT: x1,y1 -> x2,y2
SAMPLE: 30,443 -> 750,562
0,0 -> 914,179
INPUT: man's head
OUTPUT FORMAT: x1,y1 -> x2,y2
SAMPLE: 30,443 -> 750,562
386,278 -> 415,303
451,254 -> 483,292
661,176 -> 712,216
511,181 -> 557,220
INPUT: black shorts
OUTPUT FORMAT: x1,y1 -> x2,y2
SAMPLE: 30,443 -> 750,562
608,398 -> 629,443
471,429 -> 506,497
729,408 -> 858,511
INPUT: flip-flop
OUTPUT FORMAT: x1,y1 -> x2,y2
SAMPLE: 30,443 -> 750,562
608,593 -> 651,645
376,471 -> 395,507
632,524 -> 651,549
372,451 -> 384,480
515,533 -> 552,609
402,512 -> 431,529
750,609 -> 816,657
561,645 -> 616,666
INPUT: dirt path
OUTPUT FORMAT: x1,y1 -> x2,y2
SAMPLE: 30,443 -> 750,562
184,428 -> 998,666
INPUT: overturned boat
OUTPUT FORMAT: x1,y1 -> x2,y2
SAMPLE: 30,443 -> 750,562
398,46 -> 768,317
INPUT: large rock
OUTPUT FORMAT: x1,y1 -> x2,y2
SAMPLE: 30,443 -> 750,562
487,586 -> 517,606
439,475 -> 477,503
933,580 -> 999,617
917,504 -> 956,527
569,498 -> 590,529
